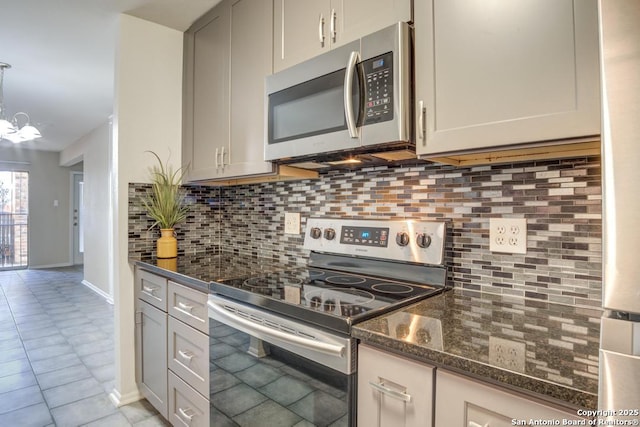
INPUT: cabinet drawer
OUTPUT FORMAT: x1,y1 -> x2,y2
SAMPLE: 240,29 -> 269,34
168,316 -> 209,397
137,270 -> 168,311
168,281 -> 209,334
168,371 -> 209,427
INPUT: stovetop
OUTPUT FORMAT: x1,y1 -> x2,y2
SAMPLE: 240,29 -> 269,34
210,218 -> 449,334
212,267 -> 445,334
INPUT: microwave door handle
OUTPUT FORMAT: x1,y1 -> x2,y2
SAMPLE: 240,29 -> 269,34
344,51 -> 360,139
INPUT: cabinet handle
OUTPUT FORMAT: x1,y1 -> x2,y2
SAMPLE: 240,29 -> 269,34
418,100 -> 426,144
177,301 -> 194,312
468,422 -> 489,427
330,9 -> 336,42
219,146 -> 225,167
318,13 -> 325,46
178,407 -> 195,424
178,349 -> 194,362
214,147 -> 219,168
368,380 -> 412,402
142,285 -> 156,296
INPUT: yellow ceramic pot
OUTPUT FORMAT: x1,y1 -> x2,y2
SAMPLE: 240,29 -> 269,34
157,228 -> 177,258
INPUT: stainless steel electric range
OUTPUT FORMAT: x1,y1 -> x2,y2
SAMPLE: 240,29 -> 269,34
208,218 -> 448,427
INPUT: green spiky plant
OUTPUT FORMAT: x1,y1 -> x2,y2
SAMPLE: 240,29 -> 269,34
141,151 -> 190,230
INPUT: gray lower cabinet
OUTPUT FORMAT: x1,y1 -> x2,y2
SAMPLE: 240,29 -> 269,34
435,370 -> 585,426
135,268 -> 210,425
136,299 -> 168,418
168,371 -> 210,427
358,344 -> 435,427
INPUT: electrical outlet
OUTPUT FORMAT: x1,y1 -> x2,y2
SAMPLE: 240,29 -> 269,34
284,212 -> 301,234
489,218 -> 527,254
489,336 -> 526,373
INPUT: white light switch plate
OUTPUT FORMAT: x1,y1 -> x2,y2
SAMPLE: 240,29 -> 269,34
489,218 -> 527,254
284,212 -> 301,234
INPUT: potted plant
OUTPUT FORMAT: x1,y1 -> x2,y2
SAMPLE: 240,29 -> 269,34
142,151 -> 189,259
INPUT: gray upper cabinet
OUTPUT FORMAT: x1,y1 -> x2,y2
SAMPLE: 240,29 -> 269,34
414,0 -> 601,157
273,0 -> 412,73
183,0 -> 275,182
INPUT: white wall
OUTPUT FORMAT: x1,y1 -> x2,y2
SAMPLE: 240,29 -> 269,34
60,120 -> 112,300
0,146 -> 80,268
111,14 -> 183,406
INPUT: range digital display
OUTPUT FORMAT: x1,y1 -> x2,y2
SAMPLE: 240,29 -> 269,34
340,226 -> 389,247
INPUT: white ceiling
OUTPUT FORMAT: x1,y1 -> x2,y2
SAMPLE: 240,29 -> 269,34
0,0 -> 221,152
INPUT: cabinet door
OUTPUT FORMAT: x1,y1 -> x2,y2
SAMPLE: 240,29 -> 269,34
273,0 -> 331,72
414,0 -> 600,156
183,2 -> 231,182
435,370 -> 584,426
358,345 -> 434,427
333,0 -> 412,49
136,300 -> 168,418
222,0 -> 275,178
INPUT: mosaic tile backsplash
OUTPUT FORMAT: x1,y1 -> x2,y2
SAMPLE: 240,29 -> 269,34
129,156 -> 602,307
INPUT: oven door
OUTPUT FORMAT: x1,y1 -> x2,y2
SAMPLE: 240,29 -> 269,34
208,294 -> 356,426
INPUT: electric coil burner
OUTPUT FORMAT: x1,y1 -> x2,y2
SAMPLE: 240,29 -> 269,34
208,219 -> 448,426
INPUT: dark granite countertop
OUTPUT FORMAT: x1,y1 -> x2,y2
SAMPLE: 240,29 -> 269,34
352,288 -> 601,410
130,252 -> 286,293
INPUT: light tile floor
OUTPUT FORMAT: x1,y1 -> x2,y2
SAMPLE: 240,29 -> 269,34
0,266 -> 170,427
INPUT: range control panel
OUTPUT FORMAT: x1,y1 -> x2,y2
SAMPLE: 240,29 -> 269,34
340,226 -> 389,247
304,218 -> 447,266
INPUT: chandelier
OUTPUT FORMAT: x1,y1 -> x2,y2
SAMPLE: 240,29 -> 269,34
0,63 -> 41,143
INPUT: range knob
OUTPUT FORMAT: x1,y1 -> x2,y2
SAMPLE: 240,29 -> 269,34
395,231 -> 410,247
310,227 -> 322,239
323,228 -> 336,240
416,233 -> 432,248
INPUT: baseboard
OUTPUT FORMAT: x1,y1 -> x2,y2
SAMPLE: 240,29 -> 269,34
109,387 -> 143,408
30,262 -> 73,269
82,279 -> 114,305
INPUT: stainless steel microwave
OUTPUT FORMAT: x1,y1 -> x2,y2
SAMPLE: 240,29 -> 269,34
265,22 -> 412,166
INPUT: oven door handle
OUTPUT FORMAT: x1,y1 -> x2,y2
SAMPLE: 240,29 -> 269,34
208,299 -> 346,358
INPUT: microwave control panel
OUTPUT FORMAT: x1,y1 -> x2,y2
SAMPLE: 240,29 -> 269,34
362,52 -> 394,125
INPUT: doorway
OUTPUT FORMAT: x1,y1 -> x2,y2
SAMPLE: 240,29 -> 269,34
72,172 -> 84,265
0,170 -> 29,270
